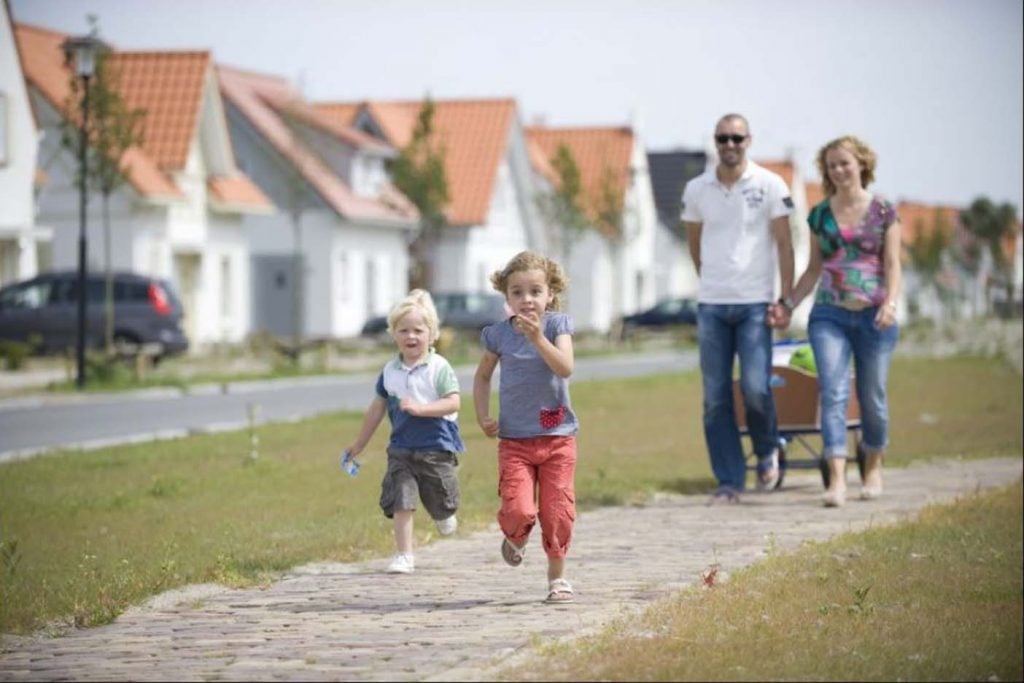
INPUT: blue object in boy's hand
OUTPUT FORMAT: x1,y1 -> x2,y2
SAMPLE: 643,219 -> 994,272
339,449 -> 360,476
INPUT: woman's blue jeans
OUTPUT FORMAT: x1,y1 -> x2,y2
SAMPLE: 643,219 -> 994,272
808,304 -> 899,459
697,303 -> 778,492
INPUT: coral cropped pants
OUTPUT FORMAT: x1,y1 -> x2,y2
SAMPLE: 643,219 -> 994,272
497,435 -> 577,560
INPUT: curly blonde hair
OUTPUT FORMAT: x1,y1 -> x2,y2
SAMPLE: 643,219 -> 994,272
816,135 -> 877,196
490,251 -> 569,311
387,289 -> 441,343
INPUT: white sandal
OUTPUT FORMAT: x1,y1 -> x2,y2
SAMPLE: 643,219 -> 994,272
544,578 -> 575,604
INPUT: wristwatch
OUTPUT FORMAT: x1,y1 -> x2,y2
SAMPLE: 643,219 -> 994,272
778,296 -> 795,312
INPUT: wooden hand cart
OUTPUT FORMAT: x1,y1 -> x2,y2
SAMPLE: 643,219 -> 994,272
734,364 -> 864,489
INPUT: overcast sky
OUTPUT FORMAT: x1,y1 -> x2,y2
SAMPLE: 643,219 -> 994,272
10,0 -> 1023,212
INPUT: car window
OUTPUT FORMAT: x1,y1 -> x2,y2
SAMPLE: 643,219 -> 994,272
61,279 -> 108,304
0,281 -> 52,310
114,280 -> 149,302
658,300 -> 683,314
465,294 -> 494,313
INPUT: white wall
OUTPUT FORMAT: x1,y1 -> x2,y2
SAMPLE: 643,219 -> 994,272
438,157 -> 533,293
567,232 -> 613,333
0,3 -> 40,283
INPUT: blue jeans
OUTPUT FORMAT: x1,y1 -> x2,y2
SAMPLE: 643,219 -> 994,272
808,304 -> 899,459
697,303 -> 778,492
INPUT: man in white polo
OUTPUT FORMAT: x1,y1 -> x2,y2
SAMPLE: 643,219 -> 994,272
681,113 -> 795,504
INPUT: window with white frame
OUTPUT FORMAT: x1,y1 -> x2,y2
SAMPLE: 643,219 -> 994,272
220,255 -> 232,319
337,251 -> 349,303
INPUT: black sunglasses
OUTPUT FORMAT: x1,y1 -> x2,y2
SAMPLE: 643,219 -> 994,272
715,134 -> 747,145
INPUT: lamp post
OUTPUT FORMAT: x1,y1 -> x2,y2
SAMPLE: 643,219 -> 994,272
62,34 -> 100,389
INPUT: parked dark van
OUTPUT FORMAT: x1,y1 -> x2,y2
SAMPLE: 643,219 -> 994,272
0,271 -> 189,358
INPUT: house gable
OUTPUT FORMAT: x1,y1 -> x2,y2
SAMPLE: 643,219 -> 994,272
526,125 -> 634,238
15,22 -> 268,212
218,65 -> 415,225
318,98 -> 518,228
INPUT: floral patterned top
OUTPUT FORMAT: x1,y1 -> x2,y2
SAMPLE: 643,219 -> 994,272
808,197 -> 898,307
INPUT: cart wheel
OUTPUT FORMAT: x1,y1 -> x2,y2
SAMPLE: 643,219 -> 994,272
818,457 -> 831,489
855,441 -> 867,481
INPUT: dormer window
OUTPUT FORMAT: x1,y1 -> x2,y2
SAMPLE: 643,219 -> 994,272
351,153 -> 386,197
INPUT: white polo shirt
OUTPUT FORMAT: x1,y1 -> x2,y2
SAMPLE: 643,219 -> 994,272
680,161 -> 793,304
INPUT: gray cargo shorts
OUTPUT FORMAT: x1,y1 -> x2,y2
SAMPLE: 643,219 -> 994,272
379,447 -> 461,520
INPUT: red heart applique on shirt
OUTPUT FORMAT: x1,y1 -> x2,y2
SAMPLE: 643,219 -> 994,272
539,406 -> 566,429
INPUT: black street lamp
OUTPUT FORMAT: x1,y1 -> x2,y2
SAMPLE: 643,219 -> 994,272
62,33 -> 100,389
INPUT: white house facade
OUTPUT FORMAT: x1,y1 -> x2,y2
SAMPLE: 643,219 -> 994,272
219,66 -> 418,340
18,23 -> 271,349
0,3 -> 41,285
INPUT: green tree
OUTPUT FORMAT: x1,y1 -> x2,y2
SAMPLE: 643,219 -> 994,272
906,210 -> 953,320
61,18 -> 146,355
959,197 -> 1020,311
391,98 -> 449,290
536,143 -> 590,270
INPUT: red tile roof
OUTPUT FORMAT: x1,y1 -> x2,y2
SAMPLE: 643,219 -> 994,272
113,51 -> 208,170
896,201 -> 961,247
526,126 -> 633,236
804,181 -> 824,210
207,175 -> 272,214
15,22 -> 269,211
14,23 -> 181,200
217,65 -> 416,223
317,99 -> 517,226
757,160 -> 794,189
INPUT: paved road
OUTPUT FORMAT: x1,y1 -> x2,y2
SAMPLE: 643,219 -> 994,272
0,350 -> 698,462
1,457 -> 1020,681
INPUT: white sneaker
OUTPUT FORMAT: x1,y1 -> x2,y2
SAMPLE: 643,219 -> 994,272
435,514 -> 458,536
386,553 -> 415,574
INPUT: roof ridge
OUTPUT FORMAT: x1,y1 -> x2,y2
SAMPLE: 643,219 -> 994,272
528,124 -> 632,133
13,21 -> 68,39
116,49 -> 211,58
216,62 -> 290,84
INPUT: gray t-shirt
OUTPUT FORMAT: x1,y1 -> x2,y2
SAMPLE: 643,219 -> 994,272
481,311 -> 579,439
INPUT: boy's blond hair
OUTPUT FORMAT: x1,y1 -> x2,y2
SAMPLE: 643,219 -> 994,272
490,251 -> 569,311
387,289 -> 441,343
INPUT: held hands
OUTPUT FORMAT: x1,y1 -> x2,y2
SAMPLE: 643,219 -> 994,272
766,302 -> 792,330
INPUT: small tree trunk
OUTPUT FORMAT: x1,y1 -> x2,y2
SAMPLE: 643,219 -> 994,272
103,193 -> 114,355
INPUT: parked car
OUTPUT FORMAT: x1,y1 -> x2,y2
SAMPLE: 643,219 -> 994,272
0,270 -> 189,358
620,297 -> 698,336
360,291 -> 510,337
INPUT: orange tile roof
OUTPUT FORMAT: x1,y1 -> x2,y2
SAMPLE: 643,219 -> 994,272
897,200 -> 1019,262
804,181 -> 824,210
314,102 -> 361,127
526,126 -> 633,236
207,175 -> 272,214
318,99 -> 517,226
14,22 -> 267,213
111,51 -> 208,171
217,65 -> 416,223
896,201 -> 961,247
14,23 -> 180,200
756,160 -> 795,190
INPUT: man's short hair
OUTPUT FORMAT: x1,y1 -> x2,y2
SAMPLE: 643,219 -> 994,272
715,113 -> 750,133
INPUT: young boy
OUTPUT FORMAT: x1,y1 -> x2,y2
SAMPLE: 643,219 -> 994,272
344,290 -> 464,573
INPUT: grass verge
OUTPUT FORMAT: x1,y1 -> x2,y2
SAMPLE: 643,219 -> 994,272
0,355 -> 1020,635
502,478 -> 1023,682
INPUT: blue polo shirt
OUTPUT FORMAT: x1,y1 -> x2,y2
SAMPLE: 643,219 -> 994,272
375,351 -> 464,452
